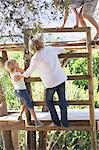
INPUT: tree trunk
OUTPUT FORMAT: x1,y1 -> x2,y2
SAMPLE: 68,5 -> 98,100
24,30 -> 36,150
0,51 -> 19,150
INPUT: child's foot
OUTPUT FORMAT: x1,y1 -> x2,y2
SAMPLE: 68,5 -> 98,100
35,120 -> 44,127
25,120 -> 35,127
93,32 -> 99,40
18,115 -> 22,121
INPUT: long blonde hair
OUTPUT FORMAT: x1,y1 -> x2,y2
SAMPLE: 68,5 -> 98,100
5,59 -> 17,73
30,39 -> 44,53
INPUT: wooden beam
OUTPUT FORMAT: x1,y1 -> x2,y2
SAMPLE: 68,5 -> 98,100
25,125 -> 93,131
0,41 -> 98,52
0,44 -> 24,51
48,41 -> 86,47
26,27 -> 89,33
87,28 -> 97,150
32,100 -> 90,106
0,83 -> 14,150
26,75 -> 89,82
59,53 -> 88,58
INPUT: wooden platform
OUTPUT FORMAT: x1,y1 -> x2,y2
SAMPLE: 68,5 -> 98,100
0,109 -> 99,131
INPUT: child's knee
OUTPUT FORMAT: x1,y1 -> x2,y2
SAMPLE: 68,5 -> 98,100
82,11 -> 89,18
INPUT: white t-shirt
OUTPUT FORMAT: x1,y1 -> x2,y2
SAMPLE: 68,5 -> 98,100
10,71 -> 26,90
23,46 -> 67,88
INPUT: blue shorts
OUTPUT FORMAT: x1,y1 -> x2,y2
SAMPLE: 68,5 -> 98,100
15,89 -> 33,109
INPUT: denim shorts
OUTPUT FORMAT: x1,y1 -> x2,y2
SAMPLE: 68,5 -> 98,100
82,0 -> 98,16
15,89 -> 33,109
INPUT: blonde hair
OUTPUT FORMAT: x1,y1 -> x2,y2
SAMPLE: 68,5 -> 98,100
5,59 -> 17,73
30,39 -> 44,53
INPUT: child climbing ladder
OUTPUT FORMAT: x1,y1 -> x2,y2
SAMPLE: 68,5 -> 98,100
54,0 -> 99,40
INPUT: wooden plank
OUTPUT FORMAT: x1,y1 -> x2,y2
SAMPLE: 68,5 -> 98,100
59,53 -> 88,58
87,28 -> 97,150
1,109 -> 99,122
32,100 -> 90,106
49,41 -> 86,47
0,47 -> 24,51
0,43 -> 23,47
26,27 -> 89,33
0,44 -> 24,51
0,122 -> 90,130
1,121 -> 99,131
25,125 -> 93,131
68,75 -> 89,80
26,75 -> 89,82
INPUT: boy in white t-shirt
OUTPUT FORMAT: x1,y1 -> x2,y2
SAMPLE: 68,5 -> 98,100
14,39 -> 68,127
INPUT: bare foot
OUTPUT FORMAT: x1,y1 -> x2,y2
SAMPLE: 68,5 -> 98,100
35,120 -> 44,127
73,25 -> 78,29
25,120 -> 35,127
93,32 -> 99,40
48,122 -> 57,127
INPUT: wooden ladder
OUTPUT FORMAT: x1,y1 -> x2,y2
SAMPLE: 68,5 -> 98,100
24,27 -> 97,150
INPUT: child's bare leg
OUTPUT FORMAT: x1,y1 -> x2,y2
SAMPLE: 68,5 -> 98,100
29,108 -> 38,121
72,8 -> 79,28
28,108 -> 44,127
19,102 -> 26,117
18,103 -> 26,120
79,7 -> 87,27
83,13 -> 99,40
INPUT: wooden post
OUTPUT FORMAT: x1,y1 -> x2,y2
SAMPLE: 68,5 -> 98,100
1,51 -> 19,150
86,28 -> 97,150
0,82 -> 14,150
0,51 -> 16,150
38,89 -> 48,150
2,51 -> 8,63
24,30 -> 36,150
11,130 -> 19,150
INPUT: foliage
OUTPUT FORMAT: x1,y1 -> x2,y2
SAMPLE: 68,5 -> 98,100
0,133 -> 3,150
0,51 -> 99,149
67,51 -> 99,91
47,131 -> 91,150
0,0 -> 70,36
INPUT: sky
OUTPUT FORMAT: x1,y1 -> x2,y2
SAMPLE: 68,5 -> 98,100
39,0 -> 99,41
0,0 -> 99,43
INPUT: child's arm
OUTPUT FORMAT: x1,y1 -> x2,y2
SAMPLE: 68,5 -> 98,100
14,74 -> 24,81
16,68 -> 25,73
72,8 -> 79,28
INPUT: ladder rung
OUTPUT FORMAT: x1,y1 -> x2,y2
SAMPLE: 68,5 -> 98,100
26,75 -> 89,82
26,125 -> 93,131
59,53 -> 88,58
32,100 -> 90,106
